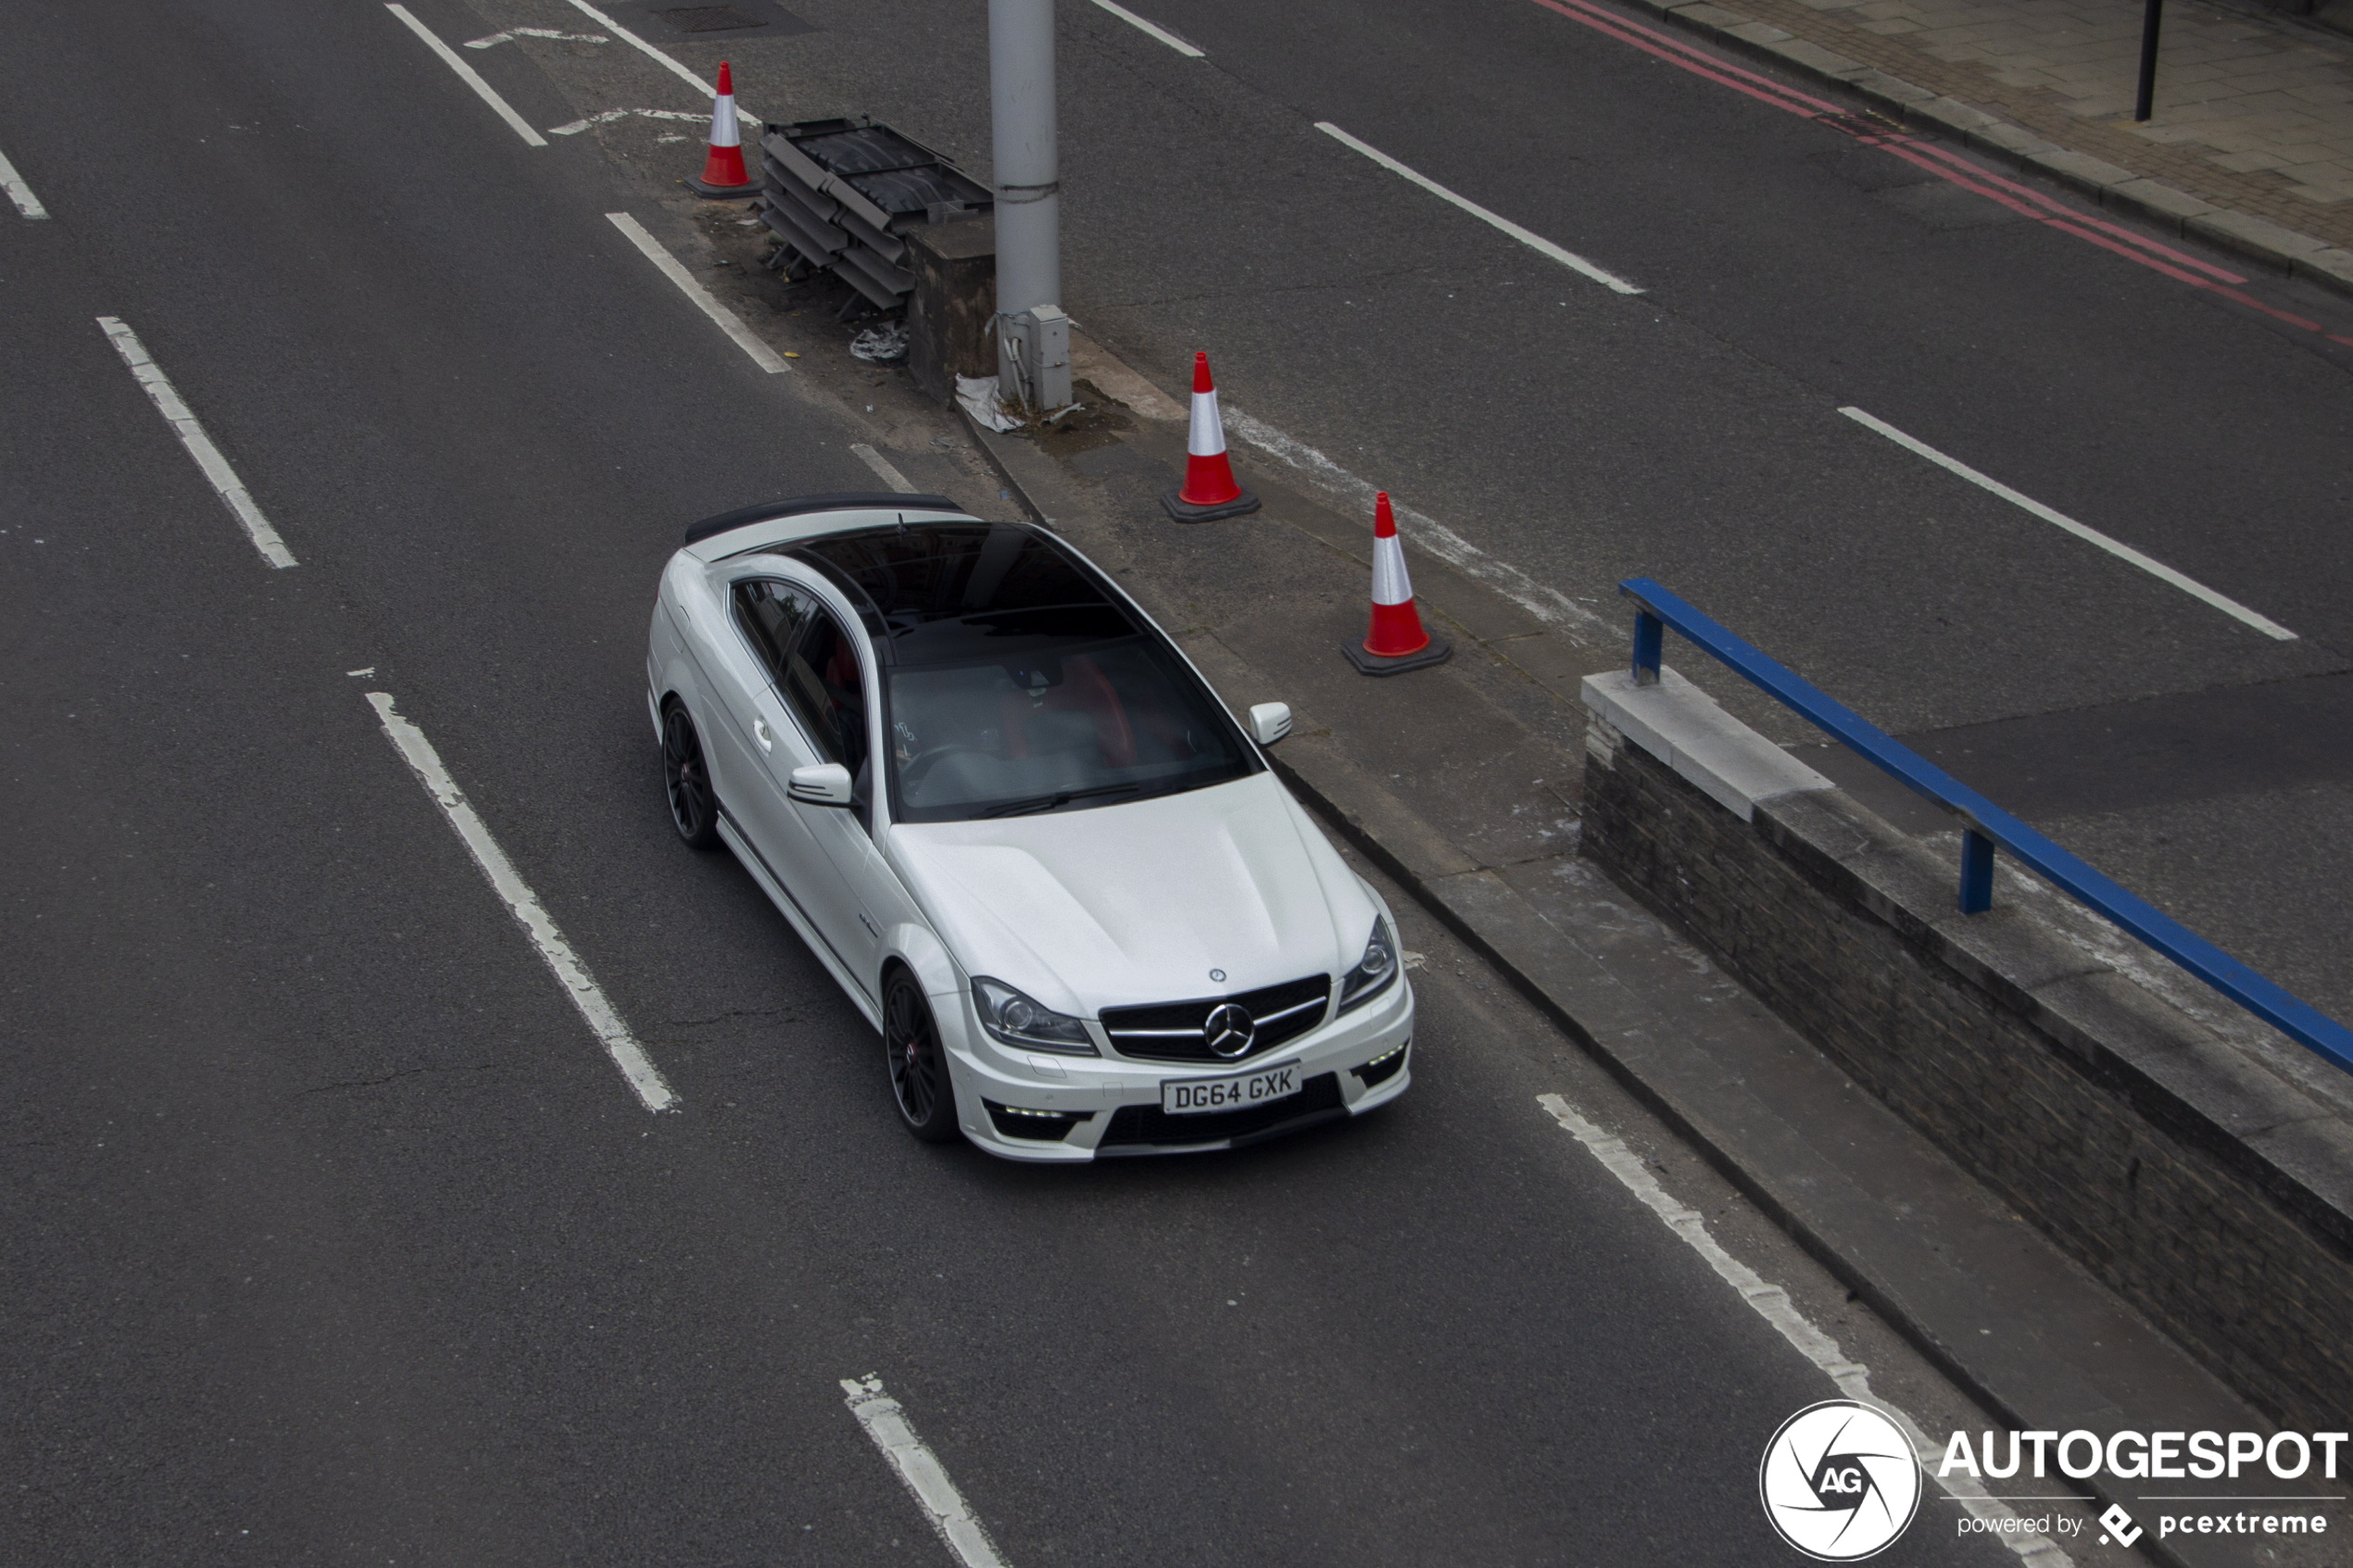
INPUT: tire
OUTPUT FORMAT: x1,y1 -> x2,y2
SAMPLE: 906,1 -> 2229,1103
661,700 -> 722,850
885,971 -> 961,1143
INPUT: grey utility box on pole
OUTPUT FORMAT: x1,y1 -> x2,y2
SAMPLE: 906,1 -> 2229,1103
988,0 -> 1072,409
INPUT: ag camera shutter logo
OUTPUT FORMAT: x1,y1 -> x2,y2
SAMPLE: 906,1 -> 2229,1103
1759,1400 -> 1923,1560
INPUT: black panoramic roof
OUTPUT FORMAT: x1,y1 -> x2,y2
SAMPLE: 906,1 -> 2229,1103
789,522 -> 1136,664
682,492 -> 963,546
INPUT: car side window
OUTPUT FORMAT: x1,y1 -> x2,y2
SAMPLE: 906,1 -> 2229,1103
732,578 -> 810,683
782,604 -> 869,777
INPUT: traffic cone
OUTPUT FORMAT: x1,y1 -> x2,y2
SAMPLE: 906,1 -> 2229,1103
1161,352 -> 1261,522
687,62 -> 758,198
1342,493 -> 1452,675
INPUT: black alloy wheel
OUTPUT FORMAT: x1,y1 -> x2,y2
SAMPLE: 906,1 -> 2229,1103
662,701 -> 722,849
885,972 -> 959,1143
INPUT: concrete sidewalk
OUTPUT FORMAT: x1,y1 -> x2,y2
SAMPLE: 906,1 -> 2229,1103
1633,0 -> 2353,293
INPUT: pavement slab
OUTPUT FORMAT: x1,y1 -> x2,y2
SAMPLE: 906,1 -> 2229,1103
1635,0 -> 2353,283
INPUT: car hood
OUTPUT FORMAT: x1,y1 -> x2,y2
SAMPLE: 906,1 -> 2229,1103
887,773 -> 1372,1017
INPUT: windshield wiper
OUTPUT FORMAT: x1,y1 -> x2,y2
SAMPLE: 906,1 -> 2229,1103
982,783 -> 1142,817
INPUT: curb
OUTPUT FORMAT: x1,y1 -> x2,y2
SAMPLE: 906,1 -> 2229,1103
1627,0 -> 2353,300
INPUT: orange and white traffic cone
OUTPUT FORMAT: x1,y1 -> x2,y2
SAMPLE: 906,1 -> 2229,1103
1161,351 -> 1261,522
687,62 -> 758,198
1343,492 -> 1452,675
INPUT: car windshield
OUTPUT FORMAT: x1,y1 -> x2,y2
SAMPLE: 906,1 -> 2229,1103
887,633 -> 1255,821
785,521 -> 1257,823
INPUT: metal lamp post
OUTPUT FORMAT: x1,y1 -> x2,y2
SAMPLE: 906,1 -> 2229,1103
989,0 -> 1073,409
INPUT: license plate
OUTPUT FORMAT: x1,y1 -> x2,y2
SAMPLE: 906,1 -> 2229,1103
1162,1061 -> 1300,1115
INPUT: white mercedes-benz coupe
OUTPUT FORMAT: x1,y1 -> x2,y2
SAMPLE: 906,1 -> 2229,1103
646,493 -> 1414,1159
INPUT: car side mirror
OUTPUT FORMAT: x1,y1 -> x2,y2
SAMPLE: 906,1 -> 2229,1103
788,761 -> 855,807
1248,702 -> 1292,746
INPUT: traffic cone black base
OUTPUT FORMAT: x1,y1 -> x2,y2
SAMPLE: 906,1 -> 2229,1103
1340,638 -> 1452,676
1160,484 -> 1261,523
1345,490 -> 1447,673
686,178 -> 761,198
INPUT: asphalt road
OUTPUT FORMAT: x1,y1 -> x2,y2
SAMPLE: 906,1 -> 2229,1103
707,0 -> 2353,1019
0,2 -> 2081,1564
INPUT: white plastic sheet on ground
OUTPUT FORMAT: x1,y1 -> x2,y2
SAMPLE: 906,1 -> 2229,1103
956,374 -> 1022,432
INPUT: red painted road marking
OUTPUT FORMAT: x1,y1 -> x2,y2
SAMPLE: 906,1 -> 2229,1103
1527,0 -> 2347,343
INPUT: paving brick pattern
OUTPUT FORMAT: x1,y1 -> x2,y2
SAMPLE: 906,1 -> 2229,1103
1723,0 -> 2353,249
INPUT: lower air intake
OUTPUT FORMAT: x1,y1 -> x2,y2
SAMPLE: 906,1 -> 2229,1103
1098,1073 -> 1345,1148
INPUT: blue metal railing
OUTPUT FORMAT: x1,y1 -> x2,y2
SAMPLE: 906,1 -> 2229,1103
1619,578 -> 2353,1077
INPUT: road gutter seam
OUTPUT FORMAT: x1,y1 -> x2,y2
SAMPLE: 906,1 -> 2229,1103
1539,1092 -> 2071,1566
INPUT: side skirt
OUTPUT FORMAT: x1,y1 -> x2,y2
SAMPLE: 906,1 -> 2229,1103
716,814 -> 882,1031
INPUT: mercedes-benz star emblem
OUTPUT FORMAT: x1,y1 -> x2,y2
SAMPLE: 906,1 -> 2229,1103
1202,1002 -> 1255,1059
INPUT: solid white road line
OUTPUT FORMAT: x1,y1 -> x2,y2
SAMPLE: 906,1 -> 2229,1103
840,1376 -> 1011,1568
96,317 -> 297,570
606,212 -> 790,374
1536,1094 -> 2070,1568
465,27 -> 610,48
851,444 -> 917,493
1840,407 -> 2297,641
1315,122 -> 1642,295
1,145 -> 47,219
1218,407 -> 1608,634
384,5 -> 549,147
1085,0 -> 1205,56
365,692 -> 678,1113
554,0 -> 761,120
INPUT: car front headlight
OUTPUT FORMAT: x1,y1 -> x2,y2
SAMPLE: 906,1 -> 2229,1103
971,977 -> 1099,1055
1338,916 -> 1400,1012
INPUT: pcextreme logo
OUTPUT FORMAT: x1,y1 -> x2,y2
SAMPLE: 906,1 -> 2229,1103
1760,1400 -> 1925,1561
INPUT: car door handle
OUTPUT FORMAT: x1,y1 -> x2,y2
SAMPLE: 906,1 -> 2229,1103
754,717 -> 774,753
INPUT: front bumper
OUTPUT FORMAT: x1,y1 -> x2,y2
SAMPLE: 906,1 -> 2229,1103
939,973 -> 1415,1161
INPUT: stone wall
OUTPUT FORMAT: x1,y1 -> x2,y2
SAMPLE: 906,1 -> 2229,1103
905,218 -> 996,407
1580,669 -> 2353,1432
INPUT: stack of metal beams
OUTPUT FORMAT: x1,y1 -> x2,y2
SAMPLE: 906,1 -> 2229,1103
759,118 -> 993,314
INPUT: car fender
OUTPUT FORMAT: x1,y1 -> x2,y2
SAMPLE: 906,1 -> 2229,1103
887,922 -> 964,1007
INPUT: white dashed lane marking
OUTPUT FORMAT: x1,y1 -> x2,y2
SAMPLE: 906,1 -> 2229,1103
1316,121 -> 1642,295
607,212 -> 791,374
365,691 -> 678,1113
852,444 -> 918,493
555,0 -> 762,119
1084,0 -> 1205,56
1,144 -> 47,219
1840,407 -> 2296,641
842,1375 -> 1012,1568
97,316 -> 297,569
1537,1093 -> 2070,1567
384,4 -> 548,147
